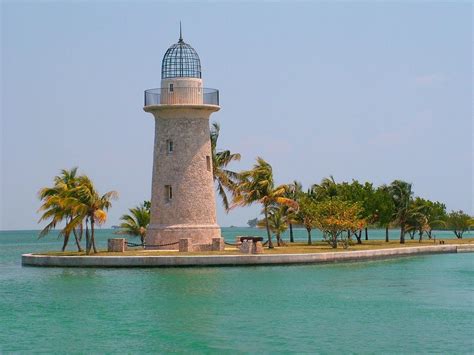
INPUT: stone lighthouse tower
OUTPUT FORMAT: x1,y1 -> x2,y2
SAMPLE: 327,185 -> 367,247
143,29 -> 221,249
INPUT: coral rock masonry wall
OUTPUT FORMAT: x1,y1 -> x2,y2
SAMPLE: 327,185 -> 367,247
108,239 -> 126,252
144,102 -> 220,250
22,245 -> 473,267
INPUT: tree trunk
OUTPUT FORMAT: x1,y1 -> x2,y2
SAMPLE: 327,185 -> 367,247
289,223 -> 294,243
61,217 -> 72,251
264,206 -> 274,248
61,233 -> 70,252
365,227 -> 368,240
91,218 -> 97,254
276,232 -> 282,246
72,228 -> 83,252
400,225 -> 405,244
331,232 -> 338,248
385,227 -> 389,242
418,230 -> 423,243
306,228 -> 312,245
427,229 -> 432,240
355,230 -> 362,244
85,220 -> 90,253
78,223 -> 83,241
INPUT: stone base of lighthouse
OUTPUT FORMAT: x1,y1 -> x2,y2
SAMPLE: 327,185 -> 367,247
145,224 -> 221,250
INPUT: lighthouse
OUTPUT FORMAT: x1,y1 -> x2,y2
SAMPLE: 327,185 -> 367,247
143,28 -> 221,249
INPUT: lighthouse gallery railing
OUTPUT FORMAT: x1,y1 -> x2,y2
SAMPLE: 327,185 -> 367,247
144,88 -> 219,106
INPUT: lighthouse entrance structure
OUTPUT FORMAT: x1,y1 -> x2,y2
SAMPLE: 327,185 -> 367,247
143,30 -> 221,249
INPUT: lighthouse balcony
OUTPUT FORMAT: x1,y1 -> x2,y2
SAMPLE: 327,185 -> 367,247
144,87 -> 219,106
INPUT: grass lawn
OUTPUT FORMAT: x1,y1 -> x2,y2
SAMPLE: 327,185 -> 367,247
35,238 -> 474,257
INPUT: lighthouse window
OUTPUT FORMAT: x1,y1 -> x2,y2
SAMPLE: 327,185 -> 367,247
206,156 -> 211,171
169,83 -> 174,92
165,185 -> 173,201
167,140 -> 174,154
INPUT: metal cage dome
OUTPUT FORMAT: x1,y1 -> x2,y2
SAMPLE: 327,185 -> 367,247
161,31 -> 201,79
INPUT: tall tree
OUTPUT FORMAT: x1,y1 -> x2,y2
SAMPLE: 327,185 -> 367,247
64,175 -> 118,254
117,202 -> 150,244
374,186 -> 395,242
210,122 -> 241,211
234,157 -> 296,248
337,180 -> 372,242
295,194 -> 318,245
38,167 -> 83,251
285,181 -> 302,243
447,210 -> 473,239
405,205 -> 429,242
314,199 -> 366,249
258,205 -> 288,246
310,176 -> 338,201
411,198 -> 447,240
388,180 -> 414,244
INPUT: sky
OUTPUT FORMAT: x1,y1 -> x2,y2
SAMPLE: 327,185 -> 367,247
1,1 -> 472,230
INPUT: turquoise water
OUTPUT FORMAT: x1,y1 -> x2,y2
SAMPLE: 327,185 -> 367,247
1,228 -> 473,353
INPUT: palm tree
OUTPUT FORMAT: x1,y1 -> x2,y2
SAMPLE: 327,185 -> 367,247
38,167 -> 83,251
233,157 -> 296,248
310,176 -> 339,200
258,205 -> 288,246
64,175 -> 118,254
285,181 -> 302,242
411,198 -> 447,240
405,207 -> 429,242
388,180 -> 414,244
210,122 -> 241,211
117,202 -> 150,244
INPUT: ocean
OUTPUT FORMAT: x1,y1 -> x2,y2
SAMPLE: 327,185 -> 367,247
0,228 -> 473,353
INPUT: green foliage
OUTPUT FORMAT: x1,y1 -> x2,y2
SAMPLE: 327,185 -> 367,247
374,186 -> 395,228
210,122 -> 241,211
295,193 -> 319,245
117,202 -> 150,244
313,199 -> 366,249
310,176 -> 338,201
247,218 -> 258,228
283,181 -> 302,242
388,180 -> 415,243
410,198 -> 447,240
143,200 -> 151,212
234,157 -> 296,248
447,210 -> 473,238
38,167 -> 83,251
38,168 -> 118,254
257,205 -> 288,246
60,175 -> 118,254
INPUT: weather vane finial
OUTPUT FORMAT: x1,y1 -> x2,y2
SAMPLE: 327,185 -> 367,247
179,21 -> 183,42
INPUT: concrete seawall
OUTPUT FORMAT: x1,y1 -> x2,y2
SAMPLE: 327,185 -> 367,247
22,244 -> 472,268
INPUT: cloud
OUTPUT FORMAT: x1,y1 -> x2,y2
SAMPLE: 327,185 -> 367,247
415,73 -> 447,87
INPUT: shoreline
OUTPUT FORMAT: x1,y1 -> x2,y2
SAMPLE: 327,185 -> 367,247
22,244 -> 474,268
